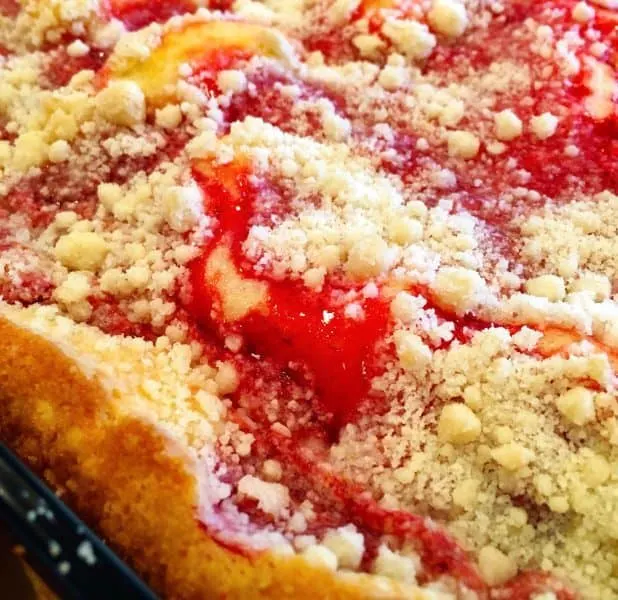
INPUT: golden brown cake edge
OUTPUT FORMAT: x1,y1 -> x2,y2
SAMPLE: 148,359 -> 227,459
0,316 -> 419,600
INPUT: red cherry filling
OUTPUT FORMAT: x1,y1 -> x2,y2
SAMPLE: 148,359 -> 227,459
188,159 -> 391,430
185,158 -> 580,597
108,0 -> 198,30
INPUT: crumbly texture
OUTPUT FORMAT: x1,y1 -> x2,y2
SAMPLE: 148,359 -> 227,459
334,326 -> 618,598
0,313 -> 416,600
1,0 -> 618,598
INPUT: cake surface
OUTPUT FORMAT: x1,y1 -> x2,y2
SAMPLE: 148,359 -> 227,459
0,1 -> 617,598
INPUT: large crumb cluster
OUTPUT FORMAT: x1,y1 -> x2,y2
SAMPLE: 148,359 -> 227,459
0,302 -> 229,448
334,325 -> 618,596
1,0 -> 618,598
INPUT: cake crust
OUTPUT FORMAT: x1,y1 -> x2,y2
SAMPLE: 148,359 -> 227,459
0,316 -> 415,599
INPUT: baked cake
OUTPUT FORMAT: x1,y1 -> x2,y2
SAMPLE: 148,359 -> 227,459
0,1 -> 617,598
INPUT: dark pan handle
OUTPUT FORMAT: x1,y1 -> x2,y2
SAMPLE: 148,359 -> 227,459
0,443 -> 159,600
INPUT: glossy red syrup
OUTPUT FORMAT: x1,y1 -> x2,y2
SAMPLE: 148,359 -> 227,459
186,158 -> 578,598
109,0 -> 197,30
242,285 -> 389,426
188,159 -> 390,428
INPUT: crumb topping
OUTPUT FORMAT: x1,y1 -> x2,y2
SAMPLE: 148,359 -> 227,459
1,1 -> 618,598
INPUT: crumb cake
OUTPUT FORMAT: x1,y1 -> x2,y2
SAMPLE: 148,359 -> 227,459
0,0 -> 617,598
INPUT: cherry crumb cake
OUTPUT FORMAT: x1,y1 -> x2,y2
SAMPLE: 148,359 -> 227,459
2,0 -> 618,598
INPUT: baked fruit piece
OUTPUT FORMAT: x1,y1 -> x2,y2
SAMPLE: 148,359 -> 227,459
0,0 -> 617,597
